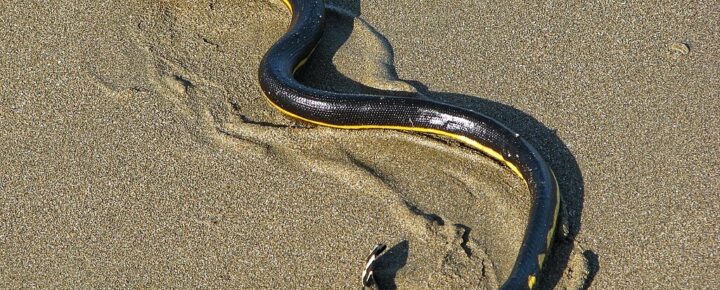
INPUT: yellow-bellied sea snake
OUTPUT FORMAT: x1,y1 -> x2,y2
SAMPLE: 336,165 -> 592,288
258,1 -> 560,288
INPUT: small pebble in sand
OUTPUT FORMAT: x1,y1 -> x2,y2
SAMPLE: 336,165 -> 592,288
669,42 -> 690,55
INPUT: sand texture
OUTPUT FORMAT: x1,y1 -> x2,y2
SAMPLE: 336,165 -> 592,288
1,0 -> 718,289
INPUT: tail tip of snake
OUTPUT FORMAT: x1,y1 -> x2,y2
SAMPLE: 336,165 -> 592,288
361,243 -> 387,289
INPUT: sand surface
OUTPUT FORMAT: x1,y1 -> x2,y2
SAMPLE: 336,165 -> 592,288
1,0 -> 718,288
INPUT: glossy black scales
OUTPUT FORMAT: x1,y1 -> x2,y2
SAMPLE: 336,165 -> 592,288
258,1 -> 559,289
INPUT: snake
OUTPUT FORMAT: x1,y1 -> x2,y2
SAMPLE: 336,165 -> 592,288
258,0 -> 560,289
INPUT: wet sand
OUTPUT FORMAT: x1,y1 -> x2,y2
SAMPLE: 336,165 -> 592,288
1,0 -> 718,288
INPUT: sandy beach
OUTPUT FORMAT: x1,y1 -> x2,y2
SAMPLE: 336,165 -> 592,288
1,0 -> 718,288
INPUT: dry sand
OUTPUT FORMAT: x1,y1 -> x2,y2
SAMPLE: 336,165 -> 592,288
1,0 -> 718,289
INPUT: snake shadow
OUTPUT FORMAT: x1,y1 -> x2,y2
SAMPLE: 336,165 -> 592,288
373,240 -> 409,290
296,1 -> 597,288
